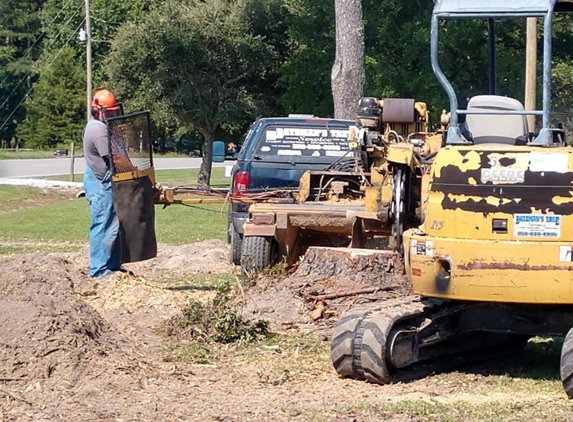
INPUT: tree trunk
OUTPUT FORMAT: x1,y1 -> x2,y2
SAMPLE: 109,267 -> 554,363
197,132 -> 214,188
331,0 -> 365,120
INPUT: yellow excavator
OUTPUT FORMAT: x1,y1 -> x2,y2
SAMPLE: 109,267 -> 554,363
331,0 -> 573,397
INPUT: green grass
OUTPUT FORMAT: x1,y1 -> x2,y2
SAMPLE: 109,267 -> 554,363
0,244 -> 81,255
152,167 -> 230,188
0,194 -> 227,244
0,185 -> 44,211
156,203 -> 228,243
0,150 -> 60,159
0,185 -> 72,215
350,399 -> 573,422
0,146 -> 85,159
46,167 -> 231,188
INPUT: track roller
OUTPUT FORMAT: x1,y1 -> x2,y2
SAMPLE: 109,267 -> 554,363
561,327 -> 573,398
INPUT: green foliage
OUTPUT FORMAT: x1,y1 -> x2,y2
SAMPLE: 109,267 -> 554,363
3,0 -> 573,151
108,0 -> 277,139
362,1 -> 533,123
172,343 -> 218,364
0,0 -> 44,142
17,46 -> 85,148
552,60 -> 573,133
168,280 -> 270,345
40,0 -> 161,87
108,0 -> 280,185
277,0 -> 336,117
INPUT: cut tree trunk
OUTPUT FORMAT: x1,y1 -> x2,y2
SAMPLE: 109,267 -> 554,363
293,246 -> 400,286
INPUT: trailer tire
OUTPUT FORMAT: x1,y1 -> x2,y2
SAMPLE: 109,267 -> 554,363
561,327 -> 573,398
240,236 -> 274,274
229,223 -> 242,265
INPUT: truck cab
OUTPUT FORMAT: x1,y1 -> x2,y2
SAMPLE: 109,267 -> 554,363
227,115 -> 353,264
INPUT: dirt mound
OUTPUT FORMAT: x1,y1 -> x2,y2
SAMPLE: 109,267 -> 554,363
0,254 -> 151,419
0,255 -> 123,379
142,239 -> 232,273
74,239 -> 234,276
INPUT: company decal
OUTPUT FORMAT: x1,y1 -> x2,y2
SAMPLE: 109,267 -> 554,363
261,127 -> 350,157
480,155 -> 526,184
529,153 -> 568,173
513,214 -> 562,239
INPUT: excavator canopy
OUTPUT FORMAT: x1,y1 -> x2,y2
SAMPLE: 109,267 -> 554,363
434,0 -> 573,17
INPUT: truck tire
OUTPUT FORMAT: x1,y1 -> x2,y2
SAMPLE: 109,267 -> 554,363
240,235 -> 274,274
229,222 -> 242,266
561,327 -> 573,398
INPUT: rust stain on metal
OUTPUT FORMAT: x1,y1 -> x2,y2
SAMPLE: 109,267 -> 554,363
289,215 -> 351,228
457,260 -> 573,271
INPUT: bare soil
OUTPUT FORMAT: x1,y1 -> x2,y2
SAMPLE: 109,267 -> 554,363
0,241 -> 570,422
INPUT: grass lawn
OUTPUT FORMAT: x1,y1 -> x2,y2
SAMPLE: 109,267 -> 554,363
151,167 -> 231,188
0,150 -> 200,160
46,167 -> 231,189
0,150 -> 61,159
0,185 -> 227,246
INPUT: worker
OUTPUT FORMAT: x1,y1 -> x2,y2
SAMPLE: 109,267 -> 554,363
82,89 -> 123,277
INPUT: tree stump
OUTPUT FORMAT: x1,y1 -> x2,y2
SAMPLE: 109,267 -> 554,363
286,247 -> 411,322
293,246 -> 399,285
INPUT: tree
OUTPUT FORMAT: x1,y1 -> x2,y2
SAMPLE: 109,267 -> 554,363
331,0 -> 365,120
108,0 -> 277,186
16,46 -> 85,148
0,0 -> 45,144
361,0 -> 533,126
40,0 -> 164,88
278,0 -> 337,117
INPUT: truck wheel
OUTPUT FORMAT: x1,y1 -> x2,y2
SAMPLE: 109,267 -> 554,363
229,223 -> 242,265
241,236 -> 274,274
561,327 -> 573,398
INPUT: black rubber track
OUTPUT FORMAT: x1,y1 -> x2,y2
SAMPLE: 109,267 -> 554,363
359,314 -> 393,383
331,304 -> 384,380
561,327 -> 573,398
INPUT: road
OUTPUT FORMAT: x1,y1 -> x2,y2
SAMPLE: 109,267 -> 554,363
0,157 -> 229,178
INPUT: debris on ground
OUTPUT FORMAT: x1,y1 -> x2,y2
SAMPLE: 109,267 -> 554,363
0,241 -> 565,421
244,246 -> 411,329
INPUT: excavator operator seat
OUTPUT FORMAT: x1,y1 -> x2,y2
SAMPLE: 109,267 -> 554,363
465,95 -> 529,145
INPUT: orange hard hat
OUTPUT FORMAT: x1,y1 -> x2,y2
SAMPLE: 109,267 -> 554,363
91,89 -> 119,111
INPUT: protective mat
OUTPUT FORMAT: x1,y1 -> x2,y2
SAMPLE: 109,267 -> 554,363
112,176 -> 157,263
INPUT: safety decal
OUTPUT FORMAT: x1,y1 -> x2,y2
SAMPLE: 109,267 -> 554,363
410,239 -> 434,256
513,214 -> 562,239
559,246 -> 573,262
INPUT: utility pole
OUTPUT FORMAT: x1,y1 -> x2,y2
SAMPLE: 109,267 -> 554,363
85,0 -> 92,122
525,17 -> 537,132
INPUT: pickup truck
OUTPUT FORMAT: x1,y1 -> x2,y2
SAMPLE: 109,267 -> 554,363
227,115 -> 353,264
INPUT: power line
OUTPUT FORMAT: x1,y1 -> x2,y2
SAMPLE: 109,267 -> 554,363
0,17 -> 87,134
0,0 -> 81,89
0,1 -> 84,113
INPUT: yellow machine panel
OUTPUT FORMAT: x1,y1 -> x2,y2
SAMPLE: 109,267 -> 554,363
405,145 -> 573,304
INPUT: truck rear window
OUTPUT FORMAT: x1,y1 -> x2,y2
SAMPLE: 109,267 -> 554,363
255,125 -> 350,158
